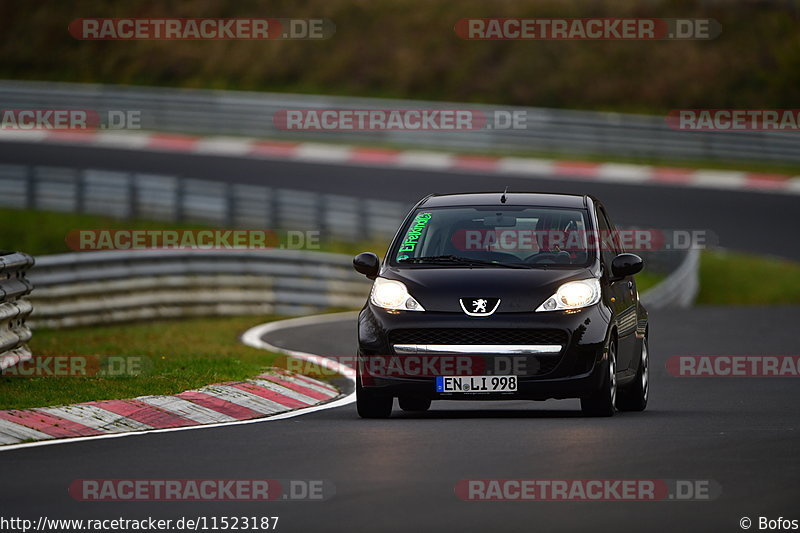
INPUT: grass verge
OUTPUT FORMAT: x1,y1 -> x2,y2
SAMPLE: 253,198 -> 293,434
634,270 -> 662,293
0,207 -> 386,257
697,250 -> 800,306
0,315 -> 281,410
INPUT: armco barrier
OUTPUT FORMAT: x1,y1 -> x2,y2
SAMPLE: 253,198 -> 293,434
0,80 -> 797,164
0,164 -> 409,244
0,251 -> 35,369
27,249 -> 370,328
27,247 -> 697,329
640,247 -> 700,309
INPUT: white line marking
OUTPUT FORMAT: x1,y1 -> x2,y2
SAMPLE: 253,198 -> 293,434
193,136 -> 253,156
0,312 -> 357,452
497,157 -> 554,176
785,177 -> 800,194
293,143 -> 352,162
0,130 -> 50,142
597,163 -> 652,182
93,131 -> 152,149
243,312 -> 359,378
691,170 -> 748,189
396,151 -> 454,169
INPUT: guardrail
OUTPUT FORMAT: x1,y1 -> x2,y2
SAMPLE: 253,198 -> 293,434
0,80 -> 797,164
28,249 -> 370,329
0,252 -> 35,370
27,247 -> 697,329
0,163 -> 409,243
640,247 -> 700,309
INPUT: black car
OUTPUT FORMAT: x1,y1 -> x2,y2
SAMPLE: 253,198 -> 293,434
352,192 -> 649,418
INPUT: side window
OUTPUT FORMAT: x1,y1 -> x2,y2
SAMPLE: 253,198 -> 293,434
596,207 -> 618,270
601,208 -> 623,253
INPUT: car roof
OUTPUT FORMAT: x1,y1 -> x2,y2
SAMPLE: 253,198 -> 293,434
418,192 -> 590,209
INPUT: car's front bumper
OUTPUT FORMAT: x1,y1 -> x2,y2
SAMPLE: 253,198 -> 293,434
357,302 -> 613,401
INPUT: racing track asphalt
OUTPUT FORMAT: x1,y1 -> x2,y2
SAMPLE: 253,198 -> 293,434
0,141 -> 798,532
0,307 -> 799,532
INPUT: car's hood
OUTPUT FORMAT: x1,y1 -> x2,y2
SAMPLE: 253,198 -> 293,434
381,266 -> 597,313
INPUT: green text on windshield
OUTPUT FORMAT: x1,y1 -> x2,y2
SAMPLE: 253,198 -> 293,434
396,212 -> 432,261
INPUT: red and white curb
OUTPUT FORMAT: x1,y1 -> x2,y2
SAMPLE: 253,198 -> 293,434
0,331 -> 354,451
1,129 -> 798,195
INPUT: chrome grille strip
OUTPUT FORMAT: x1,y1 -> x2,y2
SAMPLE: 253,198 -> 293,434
392,344 -> 563,355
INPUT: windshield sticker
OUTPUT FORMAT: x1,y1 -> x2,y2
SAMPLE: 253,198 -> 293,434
396,212 -> 432,260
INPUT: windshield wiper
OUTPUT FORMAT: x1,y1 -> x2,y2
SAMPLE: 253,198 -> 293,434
399,255 -> 533,269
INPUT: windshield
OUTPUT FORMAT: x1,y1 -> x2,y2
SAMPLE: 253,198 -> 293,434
390,206 -> 594,268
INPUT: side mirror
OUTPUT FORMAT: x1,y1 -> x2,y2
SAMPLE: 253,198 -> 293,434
353,252 -> 380,280
611,253 -> 644,279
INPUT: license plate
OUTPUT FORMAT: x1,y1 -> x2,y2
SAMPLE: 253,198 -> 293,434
436,376 -> 518,393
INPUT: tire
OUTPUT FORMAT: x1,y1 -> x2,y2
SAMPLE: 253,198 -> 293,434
617,336 -> 649,412
399,396 -> 431,412
581,339 -> 617,417
356,379 -> 393,419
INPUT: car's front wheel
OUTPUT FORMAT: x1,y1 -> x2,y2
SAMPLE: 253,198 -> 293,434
617,336 -> 649,412
581,340 -> 617,417
356,379 -> 393,419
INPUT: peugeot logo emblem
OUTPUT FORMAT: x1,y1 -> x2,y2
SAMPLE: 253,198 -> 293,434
472,299 -> 488,313
459,297 -> 501,317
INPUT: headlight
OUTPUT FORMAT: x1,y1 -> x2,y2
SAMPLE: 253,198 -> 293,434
536,278 -> 601,312
370,277 -> 425,311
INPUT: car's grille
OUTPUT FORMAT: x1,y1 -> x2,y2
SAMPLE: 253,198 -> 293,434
388,328 -> 567,346
388,329 -> 568,377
